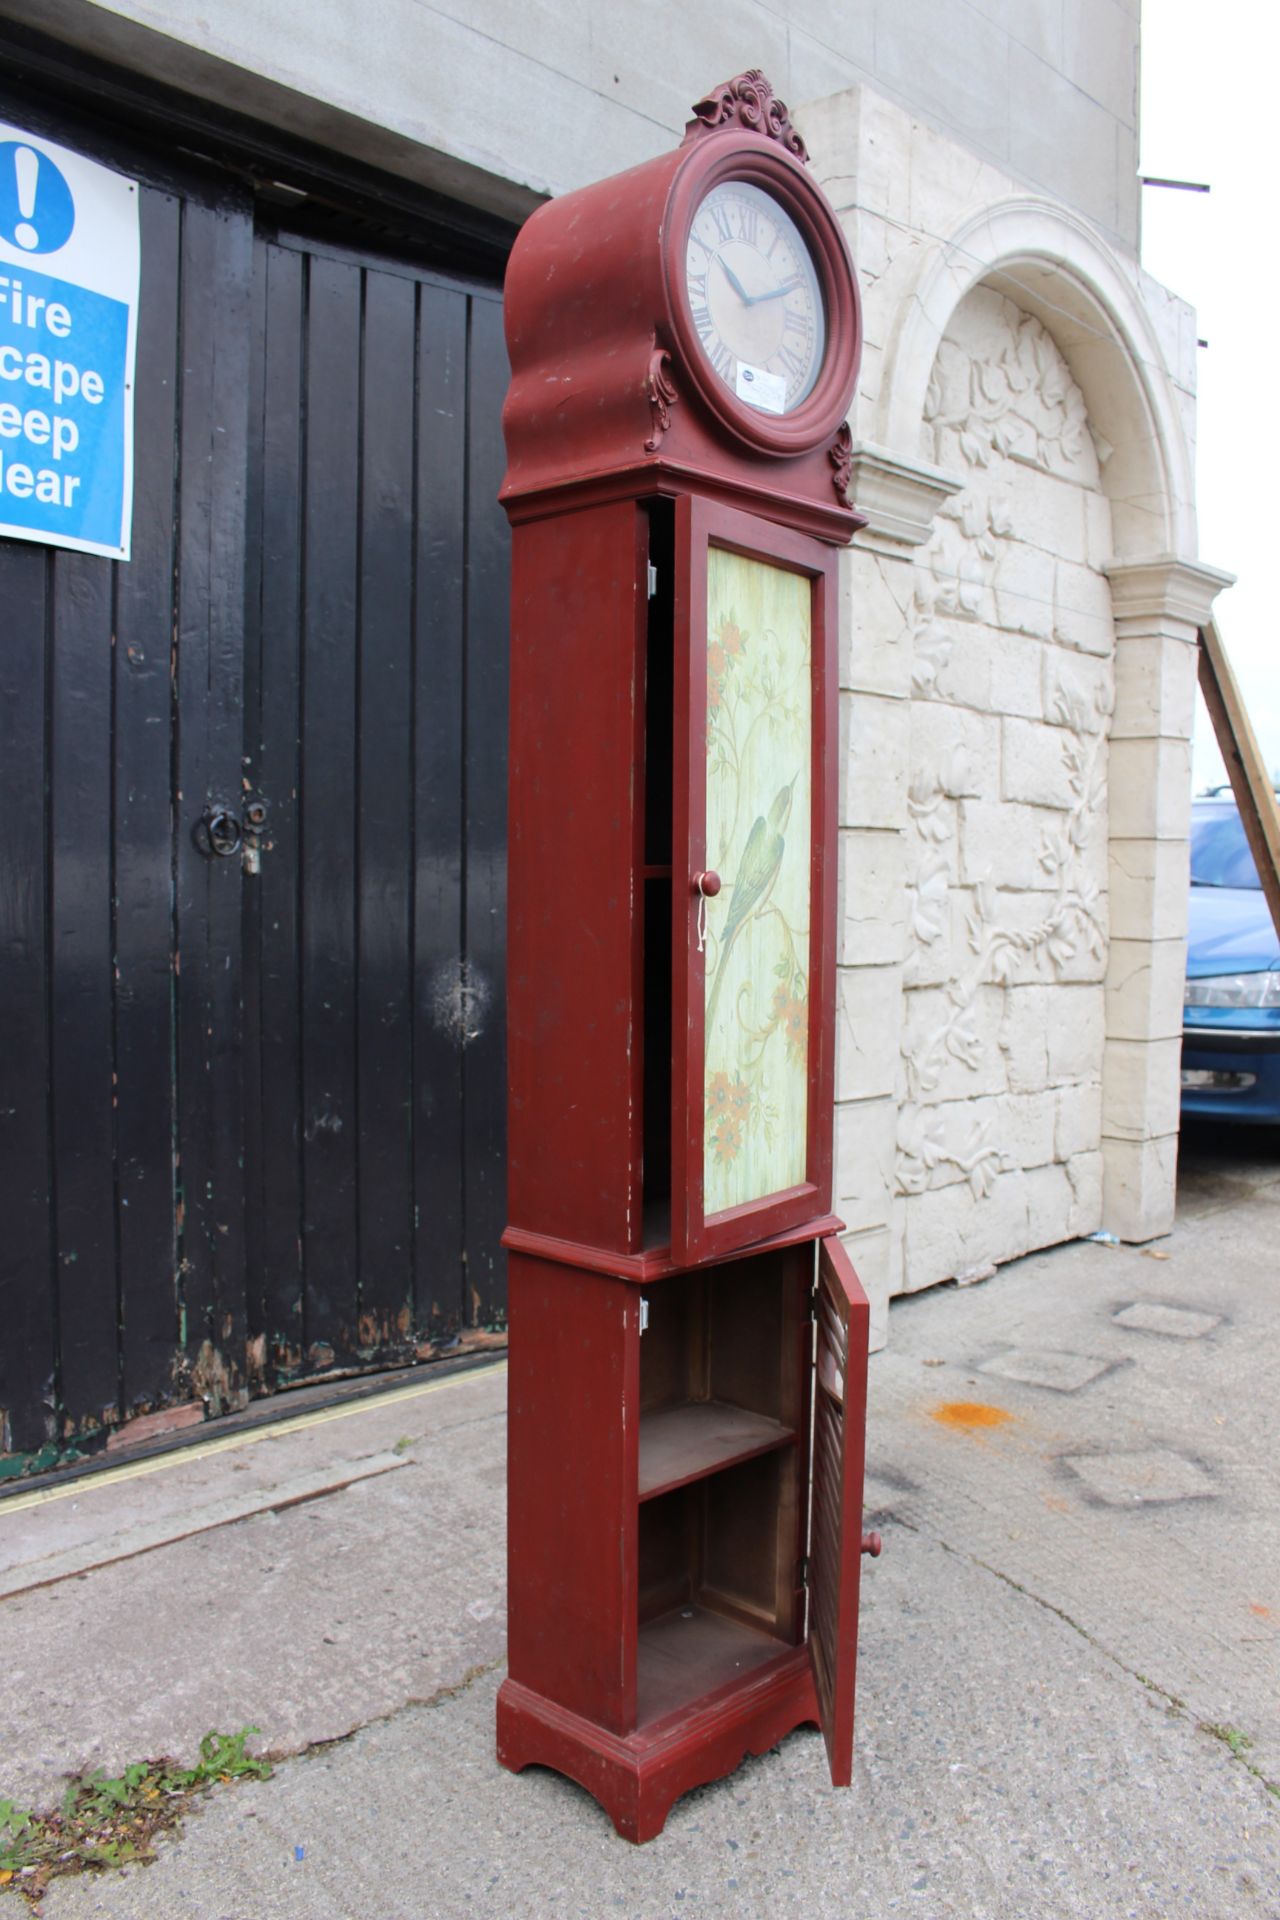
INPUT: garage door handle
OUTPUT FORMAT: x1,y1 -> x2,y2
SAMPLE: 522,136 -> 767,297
194,806 -> 243,859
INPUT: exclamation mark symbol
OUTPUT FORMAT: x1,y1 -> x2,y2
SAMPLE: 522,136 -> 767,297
14,146 -> 39,251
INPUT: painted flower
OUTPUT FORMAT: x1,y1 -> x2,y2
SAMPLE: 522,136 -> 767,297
710,1114 -> 743,1163
771,984 -> 808,1065
707,1072 -> 751,1122
707,618 -> 746,719
706,1070 -> 733,1115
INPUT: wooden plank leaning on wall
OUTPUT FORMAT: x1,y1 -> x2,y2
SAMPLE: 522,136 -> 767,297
1198,619 -> 1280,944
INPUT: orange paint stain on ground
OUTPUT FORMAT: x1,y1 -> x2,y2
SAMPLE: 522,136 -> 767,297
931,1400 -> 1014,1432
1250,1603 -> 1272,1619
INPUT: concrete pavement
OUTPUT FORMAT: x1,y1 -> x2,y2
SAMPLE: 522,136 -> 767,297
1,1123 -> 1277,1918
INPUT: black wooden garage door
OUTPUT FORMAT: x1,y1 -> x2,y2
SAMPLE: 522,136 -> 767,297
0,109 -> 509,1472
242,230 -> 509,1393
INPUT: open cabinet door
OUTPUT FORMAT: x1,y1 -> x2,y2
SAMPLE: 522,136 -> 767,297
808,1235 -> 871,1786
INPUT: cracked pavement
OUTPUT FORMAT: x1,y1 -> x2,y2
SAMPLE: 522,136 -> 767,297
1,1121 -> 1277,1917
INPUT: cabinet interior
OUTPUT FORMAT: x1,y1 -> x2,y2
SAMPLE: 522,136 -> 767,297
634,1249 -> 809,1728
641,497 -> 674,1243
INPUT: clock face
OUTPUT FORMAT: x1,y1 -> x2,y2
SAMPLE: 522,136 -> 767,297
683,181 -> 827,414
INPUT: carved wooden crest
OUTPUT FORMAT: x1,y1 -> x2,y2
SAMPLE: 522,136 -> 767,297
828,424 -> 853,504
644,348 -> 679,452
683,70 -> 809,163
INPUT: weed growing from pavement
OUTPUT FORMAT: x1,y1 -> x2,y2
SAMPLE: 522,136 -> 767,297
1199,1720 -> 1280,1798
0,1728 -> 272,1909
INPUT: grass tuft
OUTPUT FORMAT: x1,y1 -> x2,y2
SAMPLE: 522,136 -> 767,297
0,1728 -> 271,1910
1198,1719 -> 1280,1798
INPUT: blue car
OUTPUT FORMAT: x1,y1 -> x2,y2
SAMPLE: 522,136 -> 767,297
1181,792 -> 1280,1122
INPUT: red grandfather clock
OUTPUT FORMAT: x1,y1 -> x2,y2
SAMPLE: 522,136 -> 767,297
497,71 -> 880,1842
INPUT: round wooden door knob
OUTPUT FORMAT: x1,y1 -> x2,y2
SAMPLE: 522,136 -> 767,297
695,870 -> 722,897
861,1531 -> 883,1558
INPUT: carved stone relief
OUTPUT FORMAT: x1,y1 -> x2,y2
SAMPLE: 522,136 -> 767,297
895,289 -> 1113,1249
925,296 -> 1103,482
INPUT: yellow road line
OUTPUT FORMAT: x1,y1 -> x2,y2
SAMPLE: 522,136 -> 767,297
0,1360 -> 507,1518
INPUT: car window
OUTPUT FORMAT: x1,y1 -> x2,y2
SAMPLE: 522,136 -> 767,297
1189,805 -> 1262,889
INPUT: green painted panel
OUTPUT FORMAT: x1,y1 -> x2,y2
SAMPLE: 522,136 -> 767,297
703,548 -> 811,1218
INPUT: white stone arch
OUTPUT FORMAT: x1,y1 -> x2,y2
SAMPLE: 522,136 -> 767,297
866,196 -> 1198,567
839,182 -> 1232,1317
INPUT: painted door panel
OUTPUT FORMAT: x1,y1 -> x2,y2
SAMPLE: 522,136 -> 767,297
671,496 -> 837,1267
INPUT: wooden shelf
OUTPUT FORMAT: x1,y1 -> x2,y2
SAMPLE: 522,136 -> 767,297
638,1401 -> 794,1502
636,1603 -> 791,1728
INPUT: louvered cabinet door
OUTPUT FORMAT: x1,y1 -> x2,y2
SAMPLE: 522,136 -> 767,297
807,1235 -> 872,1785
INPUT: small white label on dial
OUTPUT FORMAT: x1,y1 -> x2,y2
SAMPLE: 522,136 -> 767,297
735,362 -> 787,415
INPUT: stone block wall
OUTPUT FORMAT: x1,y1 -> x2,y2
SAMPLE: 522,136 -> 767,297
799,84 -> 1230,1348
893,285 -> 1113,1295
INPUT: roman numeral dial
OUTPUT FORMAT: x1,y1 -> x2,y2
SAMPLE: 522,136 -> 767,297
683,181 -> 826,413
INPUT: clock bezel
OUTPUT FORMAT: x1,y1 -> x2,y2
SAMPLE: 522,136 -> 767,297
663,140 -> 861,457
684,179 -> 827,412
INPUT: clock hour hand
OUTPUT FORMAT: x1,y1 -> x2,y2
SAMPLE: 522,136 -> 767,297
741,279 -> 798,307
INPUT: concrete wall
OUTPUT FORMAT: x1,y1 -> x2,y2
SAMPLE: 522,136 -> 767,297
0,0 -> 1141,248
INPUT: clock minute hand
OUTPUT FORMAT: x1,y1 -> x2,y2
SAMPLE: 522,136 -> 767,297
714,255 -> 753,304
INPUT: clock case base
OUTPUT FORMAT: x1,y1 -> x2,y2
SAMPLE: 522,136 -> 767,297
498,1230 -> 871,1844
497,1651 -> 821,1844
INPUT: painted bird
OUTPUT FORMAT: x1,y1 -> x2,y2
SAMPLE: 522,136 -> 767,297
705,774 -> 797,1035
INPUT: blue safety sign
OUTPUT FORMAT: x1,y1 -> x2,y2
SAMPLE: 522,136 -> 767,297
0,123 -> 139,560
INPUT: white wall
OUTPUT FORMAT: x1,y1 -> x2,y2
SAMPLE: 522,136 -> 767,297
1,0 -> 1141,246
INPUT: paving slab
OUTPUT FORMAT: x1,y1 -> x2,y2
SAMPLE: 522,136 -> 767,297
0,1366 -> 508,1809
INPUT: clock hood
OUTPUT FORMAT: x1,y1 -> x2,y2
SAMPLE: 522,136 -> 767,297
500,79 -> 862,542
